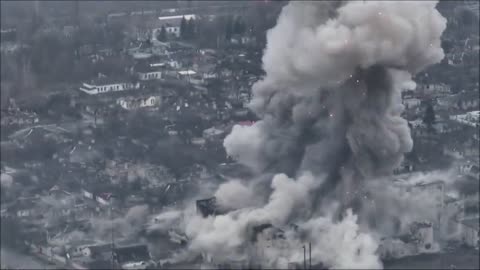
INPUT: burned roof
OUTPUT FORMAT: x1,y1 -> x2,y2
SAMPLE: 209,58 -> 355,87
89,243 -> 114,258
196,197 -> 218,218
87,259 -> 113,270
113,244 -> 150,264
249,223 -> 286,243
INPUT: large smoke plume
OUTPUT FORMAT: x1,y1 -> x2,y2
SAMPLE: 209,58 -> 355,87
160,1 -> 446,269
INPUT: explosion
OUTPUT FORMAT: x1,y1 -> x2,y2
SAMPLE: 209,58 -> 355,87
156,1 -> 447,269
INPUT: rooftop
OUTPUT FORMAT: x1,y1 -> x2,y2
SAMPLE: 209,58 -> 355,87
136,63 -> 166,73
158,14 -> 196,21
86,76 -> 131,86
178,70 -> 197,76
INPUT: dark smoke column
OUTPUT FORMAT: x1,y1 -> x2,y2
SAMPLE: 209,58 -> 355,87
224,0 -> 446,210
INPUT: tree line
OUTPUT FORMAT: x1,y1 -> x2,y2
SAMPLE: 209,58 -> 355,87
157,15 -> 255,45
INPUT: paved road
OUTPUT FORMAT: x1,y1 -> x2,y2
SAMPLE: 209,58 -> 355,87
0,246 -> 56,269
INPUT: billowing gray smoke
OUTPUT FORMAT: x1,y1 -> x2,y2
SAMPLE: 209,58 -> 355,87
225,0 -> 445,179
225,0 -> 446,212
164,1 -> 446,269
92,205 -> 150,241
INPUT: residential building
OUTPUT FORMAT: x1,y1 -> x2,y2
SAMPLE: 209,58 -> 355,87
0,28 -> 16,42
450,111 -> 480,127
177,70 -> 203,84
379,221 -> 437,260
117,96 -> 161,110
7,197 -> 40,218
410,221 -> 436,253
402,97 -> 422,109
457,216 -> 479,248
68,242 -> 111,258
230,34 -> 257,46
191,137 -> 206,147
433,119 -> 464,134
80,77 -> 140,95
196,197 -> 218,218
447,91 -> 479,112
137,64 -> 163,81
82,189 -> 94,200
95,192 -> 114,206
458,160 -> 480,179
397,180 -> 445,229
63,25 -> 77,38
393,159 -> 415,175
113,244 -> 151,268
152,14 -> 196,38
203,127 -> 225,141
441,196 -> 464,236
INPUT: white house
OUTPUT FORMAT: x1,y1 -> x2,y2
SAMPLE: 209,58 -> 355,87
165,26 -> 180,37
80,77 -> 140,95
137,65 -> 164,81
117,96 -> 161,110
9,197 -> 39,218
402,97 -> 422,109
191,137 -> 206,147
168,60 -> 181,69
177,70 -> 204,85
158,14 -> 196,21
82,189 -> 94,200
420,83 -> 451,95
153,14 -> 196,38
95,193 -> 113,206
177,70 -> 196,77
450,111 -> 480,128
122,261 -> 149,269
202,72 -> 218,79
17,209 -> 33,217
203,127 -> 225,140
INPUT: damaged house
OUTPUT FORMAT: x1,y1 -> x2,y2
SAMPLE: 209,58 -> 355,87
379,221 -> 436,260
196,197 -> 221,218
113,244 -> 151,269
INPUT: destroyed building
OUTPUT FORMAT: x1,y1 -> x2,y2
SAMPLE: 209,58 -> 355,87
196,197 -> 219,218
113,244 -> 151,267
379,221 -> 436,260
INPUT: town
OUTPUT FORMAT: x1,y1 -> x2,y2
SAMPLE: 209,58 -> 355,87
0,1 -> 478,269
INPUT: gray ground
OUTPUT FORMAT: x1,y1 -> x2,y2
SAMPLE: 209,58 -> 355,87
384,248 -> 480,269
0,246 -> 57,269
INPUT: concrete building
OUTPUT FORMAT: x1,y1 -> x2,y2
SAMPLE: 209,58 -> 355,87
379,221 -> 436,260
400,181 -> 445,228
